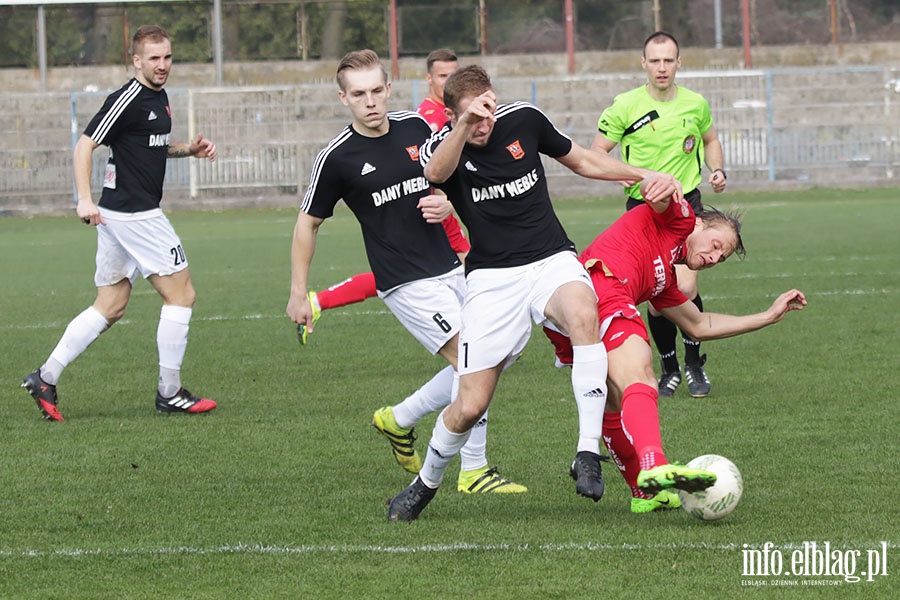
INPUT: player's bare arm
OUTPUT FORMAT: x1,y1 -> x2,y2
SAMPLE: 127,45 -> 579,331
702,126 -> 726,193
590,132 -> 617,154
286,212 -> 325,328
73,134 -> 104,226
589,133 -> 639,189
167,133 -> 217,161
422,127 -> 466,184
660,289 -> 807,341
557,144 -> 681,203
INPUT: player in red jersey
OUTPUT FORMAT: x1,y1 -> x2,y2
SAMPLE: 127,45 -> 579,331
417,48 -> 458,132
543,187 -> 806,513
298,49 -> 468,345
415,49 -> 470,257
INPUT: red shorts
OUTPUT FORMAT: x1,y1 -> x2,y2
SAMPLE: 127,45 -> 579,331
543,263 -> 650,366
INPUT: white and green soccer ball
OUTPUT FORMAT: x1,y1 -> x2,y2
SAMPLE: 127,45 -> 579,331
678,454 -> 743,521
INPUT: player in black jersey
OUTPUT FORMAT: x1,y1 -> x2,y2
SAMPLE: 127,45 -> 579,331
287,50 -> 525,494
389,65 -> 681,521
22,25 -> 218,420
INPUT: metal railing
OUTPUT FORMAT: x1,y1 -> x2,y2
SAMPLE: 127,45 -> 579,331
1,66 -> 897,213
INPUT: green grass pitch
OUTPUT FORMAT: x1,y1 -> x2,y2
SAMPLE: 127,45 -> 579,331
1,187 -> 897,598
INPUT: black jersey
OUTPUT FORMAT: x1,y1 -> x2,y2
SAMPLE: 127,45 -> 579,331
421,102 -> 575,273
301,111 -> 461,292
83,78 -> 171,212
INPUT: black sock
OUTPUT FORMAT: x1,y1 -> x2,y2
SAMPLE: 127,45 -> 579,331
648,312 -> 679,373
682,295 -> 703,366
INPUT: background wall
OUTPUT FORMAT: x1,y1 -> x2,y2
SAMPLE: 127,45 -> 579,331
1,41 -> 898,215
3,40 -> 899,92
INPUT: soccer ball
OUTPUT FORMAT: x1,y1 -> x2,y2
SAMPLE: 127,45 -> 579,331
678,454 -> 743,521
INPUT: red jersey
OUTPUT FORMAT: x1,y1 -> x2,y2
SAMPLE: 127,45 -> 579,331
417,97 -> 448,132
580,199 -> 695,311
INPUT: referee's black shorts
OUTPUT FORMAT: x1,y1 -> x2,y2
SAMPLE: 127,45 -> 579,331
625,187 -> 702,212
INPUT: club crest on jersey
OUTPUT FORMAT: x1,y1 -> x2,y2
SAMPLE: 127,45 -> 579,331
506,140 -> 525,160
405,145 -> 420,161
679,199 -> 690,217
682,135 -> 696,154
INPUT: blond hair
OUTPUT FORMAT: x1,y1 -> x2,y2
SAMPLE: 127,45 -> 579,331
336,49 -> 388,91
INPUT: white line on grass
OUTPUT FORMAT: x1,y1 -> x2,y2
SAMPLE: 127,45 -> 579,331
1,310 -> 393,331
1,540 -> 896,559
724,270 -> 892,279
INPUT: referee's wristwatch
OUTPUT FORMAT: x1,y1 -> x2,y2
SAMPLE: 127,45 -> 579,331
713,168 -> 727,180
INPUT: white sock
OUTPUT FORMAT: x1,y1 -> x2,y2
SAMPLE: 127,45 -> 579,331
459,408 -> 488,472
42,306 -> 110,385
392,365 -> 454,428
157,305 -> 192,397
418,410 -> 471,489
455,355 -> 525,472
457,355 -> 519,472
572,343 -> 608,455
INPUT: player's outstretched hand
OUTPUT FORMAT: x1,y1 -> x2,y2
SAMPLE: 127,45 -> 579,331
191,133 -> 217,161
418,194 -> 453,223
640,173 -> 682,205
767,289 -> 807,323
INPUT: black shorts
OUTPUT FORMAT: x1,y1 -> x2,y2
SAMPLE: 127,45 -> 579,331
625,187 -> 702,212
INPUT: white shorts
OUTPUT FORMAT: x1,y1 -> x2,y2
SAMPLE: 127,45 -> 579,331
459,251 -> 594,375
379,266 -> 466,355
94,207 -> 188,286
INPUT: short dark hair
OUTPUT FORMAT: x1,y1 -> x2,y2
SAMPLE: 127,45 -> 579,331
697,205 -> 746,259
131,25 -> 169,56
442,65 -> 492,113
643,31 -> 679,58
336,49 -> 388,91
426,48 -> 458,73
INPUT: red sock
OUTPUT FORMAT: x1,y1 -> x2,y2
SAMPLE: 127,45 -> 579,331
542,326 -> 573,366
603,411 -> 649,499
316,272 -> 377,310
620,383 -> 668,472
